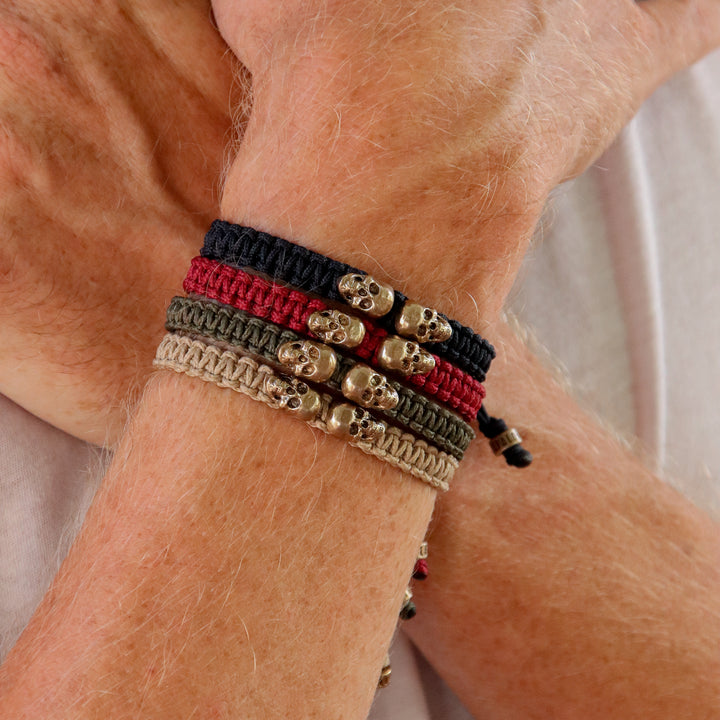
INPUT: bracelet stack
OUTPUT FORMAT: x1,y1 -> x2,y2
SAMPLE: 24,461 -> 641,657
200,220 -> 531,467
153,220 -> 531,689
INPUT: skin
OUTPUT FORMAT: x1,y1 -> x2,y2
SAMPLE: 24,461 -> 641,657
214,0 -> 720,320
407,321 -> 720,719
0,0 -> 238,444
0,0 -> 719,717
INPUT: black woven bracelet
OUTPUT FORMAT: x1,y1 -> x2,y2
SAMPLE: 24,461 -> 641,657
166,296 -> 474,459
201,220 -> 496,382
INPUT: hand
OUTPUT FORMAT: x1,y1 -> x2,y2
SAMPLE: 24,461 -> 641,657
211,0 -> 720,317
216,0 -> 720,184
0,0 -> 236,445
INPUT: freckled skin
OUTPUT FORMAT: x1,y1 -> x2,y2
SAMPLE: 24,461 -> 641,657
0,1 -> 719,718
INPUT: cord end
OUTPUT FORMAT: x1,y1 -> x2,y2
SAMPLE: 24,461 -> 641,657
503,444 -> 533,468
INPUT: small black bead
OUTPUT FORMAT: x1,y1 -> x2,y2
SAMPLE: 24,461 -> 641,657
400,601 -> 417,621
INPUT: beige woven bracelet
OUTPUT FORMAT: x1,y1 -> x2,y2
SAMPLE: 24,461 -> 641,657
153,332 -> 456,490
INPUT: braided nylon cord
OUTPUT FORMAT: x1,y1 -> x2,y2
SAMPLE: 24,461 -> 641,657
184,256 -> 486,420
166,296 -> 474,459
202,221 -> 495,379
154,333 -> 455,490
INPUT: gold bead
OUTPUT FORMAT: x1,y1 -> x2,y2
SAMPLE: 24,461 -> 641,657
395,301 -> 452,343
377,336 -> 435,376
327,403 -> 386,443
489,428 -> 523,456
417,542 -> 429,560
337,273 -> 394,317
341,364 -> 399,410
378,661 -> 392,689
307,309 -> 366,348
277,340 -> 337,382
264,375 -> 322,421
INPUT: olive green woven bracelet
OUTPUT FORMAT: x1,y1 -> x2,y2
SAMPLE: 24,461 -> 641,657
166,296 -> 474,460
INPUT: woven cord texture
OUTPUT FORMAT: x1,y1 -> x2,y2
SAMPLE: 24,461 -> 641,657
165,296 -> 473,459
185,257 -> 486,421
184,256 -> 327,333
202,220 -> 495,378
153,332 -> 454,490
425,318 -> 497,380
407,361 -> 485,419
202,220 -> 356,304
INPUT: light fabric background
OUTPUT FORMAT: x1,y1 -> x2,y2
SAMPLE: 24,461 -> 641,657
1,49 -> 719,720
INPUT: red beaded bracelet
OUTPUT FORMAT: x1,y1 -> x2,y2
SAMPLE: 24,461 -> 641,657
184,256 -> 486,422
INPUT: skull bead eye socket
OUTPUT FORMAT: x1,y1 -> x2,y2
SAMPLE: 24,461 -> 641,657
278,340 -> 337,380
328,403 -> 386,441
340,365 -> 397,410
267,376 -> 321,420
308,310 -> 365,348
395,301 -> 452,342
338,273 -> 394,317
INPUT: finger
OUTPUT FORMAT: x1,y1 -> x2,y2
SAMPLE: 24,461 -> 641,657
637,0 -> 720,84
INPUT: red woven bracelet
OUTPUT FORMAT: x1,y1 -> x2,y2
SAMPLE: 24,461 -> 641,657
184,257 -> 486,422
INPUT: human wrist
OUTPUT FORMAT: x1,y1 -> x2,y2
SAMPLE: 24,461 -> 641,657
221,72 -> 547,325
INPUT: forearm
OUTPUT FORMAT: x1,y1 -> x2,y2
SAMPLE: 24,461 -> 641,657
0,52 -> 544,714
0,72 -> 498,715
3,3 -> 719,716
406,320 -> 720,719
0,370 -> 435,718
0,44 -> 527,716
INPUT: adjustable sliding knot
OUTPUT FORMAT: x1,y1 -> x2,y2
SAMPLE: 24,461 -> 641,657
476,406 -> 533,468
